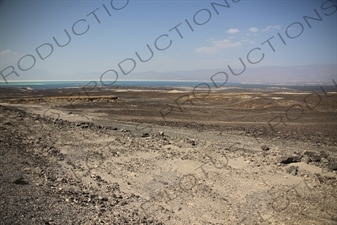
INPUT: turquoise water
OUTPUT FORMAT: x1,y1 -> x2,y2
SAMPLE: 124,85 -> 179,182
1,80 -> 331,91
0,80 -> 227,90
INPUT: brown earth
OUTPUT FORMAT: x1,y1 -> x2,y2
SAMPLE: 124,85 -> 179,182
0,86 -> 336,224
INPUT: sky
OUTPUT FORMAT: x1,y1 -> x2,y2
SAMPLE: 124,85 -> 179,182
0,0 -> 336,82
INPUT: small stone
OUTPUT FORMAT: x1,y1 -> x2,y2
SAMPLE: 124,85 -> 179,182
120,201 -> 127,206
301,155 -> 311,164
286,166 -> 298,176
320,151 -> 329,159
291,170 -> 297,176
141,133 -> 149,138
328,162 -> 337,170
278,155 -> 301,164
261,145 -> 270,151
13,177 -> 29,185
321,158 -> 329,164
310,155 -> 321,162
159,131 -> 164,136
304,151 -> 321,162
190,139 -> 196,146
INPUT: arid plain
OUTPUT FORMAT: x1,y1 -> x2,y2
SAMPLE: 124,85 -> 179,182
0,86 -> 336,224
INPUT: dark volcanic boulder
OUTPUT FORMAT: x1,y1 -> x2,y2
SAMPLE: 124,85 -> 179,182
278,155 -> 301,164
304,151 -> 321,162
328,162 -> 337,170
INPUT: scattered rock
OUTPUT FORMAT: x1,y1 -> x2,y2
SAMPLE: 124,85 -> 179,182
190,139 -> 196,146
261,145 -> 269,151
304,151 -> 321,162
120,201 -> 128,206
319,151 -> 329,159
141,133 -> 150,138
321,158 -> 329,164
301,155 -> 311,164
328,162 -> 337,170
286,166 -> 298,176
0,92 -> 335,224
278,155 -> 301,164
13,177 -> 29,185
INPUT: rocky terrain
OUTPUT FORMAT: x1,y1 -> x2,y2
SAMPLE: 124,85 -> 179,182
0,86 -> 336,224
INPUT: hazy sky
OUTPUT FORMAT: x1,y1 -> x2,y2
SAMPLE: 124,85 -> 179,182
0,0 -> 336,82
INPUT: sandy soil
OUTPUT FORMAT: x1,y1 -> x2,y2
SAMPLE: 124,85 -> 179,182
0,86 -> 336,224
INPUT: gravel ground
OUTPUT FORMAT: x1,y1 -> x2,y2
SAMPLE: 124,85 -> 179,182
0,87 -> 336,224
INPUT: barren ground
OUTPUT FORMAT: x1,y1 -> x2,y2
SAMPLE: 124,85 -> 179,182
0,86 -> 336,224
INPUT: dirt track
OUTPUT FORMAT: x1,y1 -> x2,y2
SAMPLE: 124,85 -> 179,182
0,87 -> 337,224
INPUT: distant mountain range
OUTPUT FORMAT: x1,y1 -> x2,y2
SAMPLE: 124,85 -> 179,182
130,64 -> 337,85
3,64 -> 336,85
